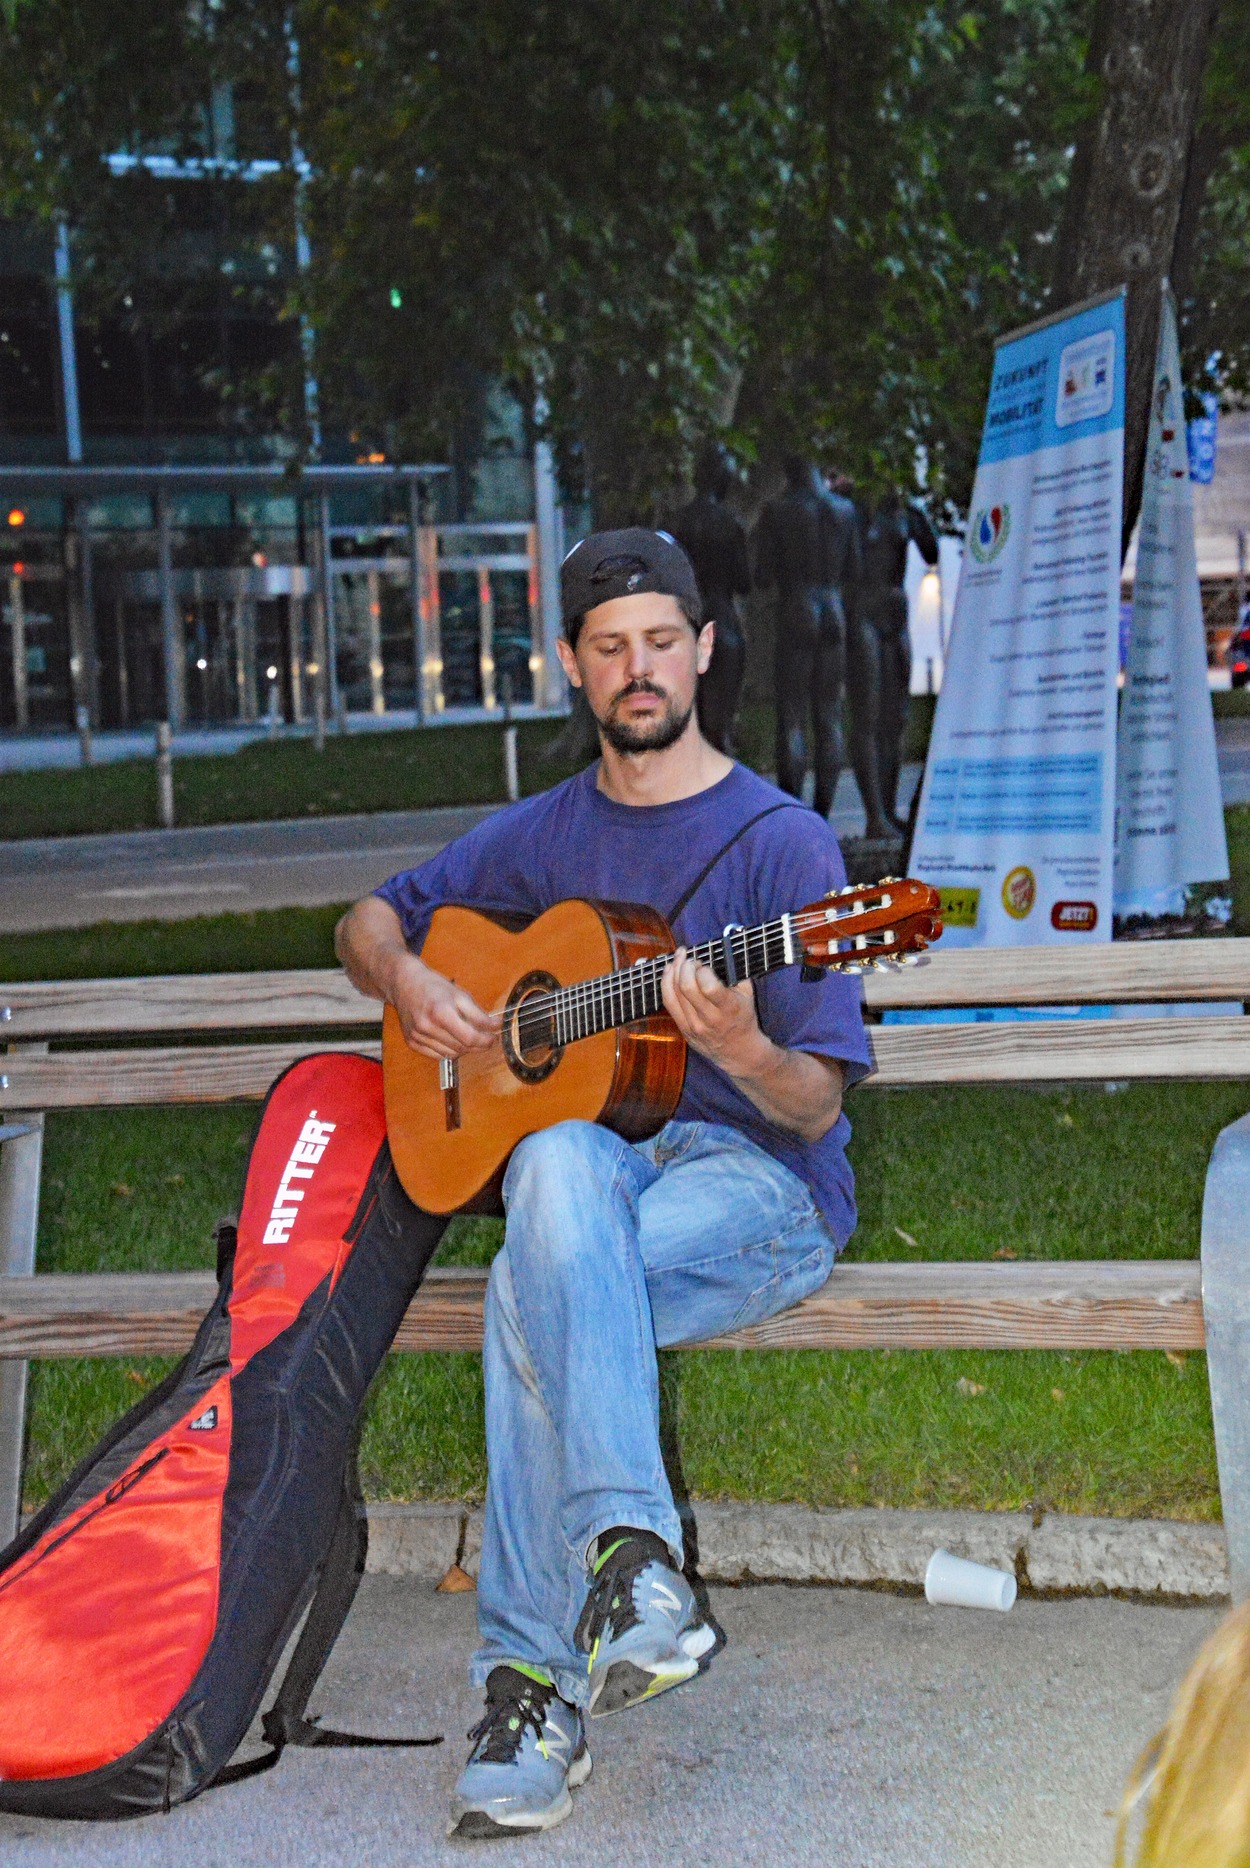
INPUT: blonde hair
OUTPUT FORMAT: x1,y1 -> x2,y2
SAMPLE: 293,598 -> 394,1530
1118,1596 -> 1250,1867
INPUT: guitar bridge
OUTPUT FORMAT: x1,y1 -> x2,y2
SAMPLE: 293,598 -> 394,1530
440,1056 -> 461,1131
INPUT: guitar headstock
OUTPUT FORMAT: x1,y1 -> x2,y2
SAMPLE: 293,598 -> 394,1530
794,877 -> 942,974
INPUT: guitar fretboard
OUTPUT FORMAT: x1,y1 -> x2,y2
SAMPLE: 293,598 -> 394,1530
512,914 -> 800,1051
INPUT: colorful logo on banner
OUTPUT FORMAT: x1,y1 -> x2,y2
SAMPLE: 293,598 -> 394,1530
1051,900 -> 1098,933
1056,329 -> 1115,426
1001,866 -> 1036,920
969,503 -> 1010,564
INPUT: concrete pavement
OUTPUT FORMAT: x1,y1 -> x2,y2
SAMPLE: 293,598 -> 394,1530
1,772 -> 910,935
0,805 -> 496,935
0,1579 -> 1216,1867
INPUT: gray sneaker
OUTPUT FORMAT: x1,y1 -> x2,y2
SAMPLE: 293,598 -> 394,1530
575,1528 -> 718,1717
448,1665 -> 591,1840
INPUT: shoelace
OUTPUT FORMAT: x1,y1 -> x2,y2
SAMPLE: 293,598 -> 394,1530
574,1540 -> 657,1657
467,1680 -> 553,1765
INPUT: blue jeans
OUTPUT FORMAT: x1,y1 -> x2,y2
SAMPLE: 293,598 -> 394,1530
470,1116 -> 838,1707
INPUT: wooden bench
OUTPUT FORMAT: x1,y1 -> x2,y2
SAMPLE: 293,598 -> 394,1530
3,941 -> 1249,1582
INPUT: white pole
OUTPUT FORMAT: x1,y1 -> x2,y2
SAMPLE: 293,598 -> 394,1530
504,725 -> 519,802
8,575 -> 27,732
155,720 -> 175,828
533,399 -> 565,710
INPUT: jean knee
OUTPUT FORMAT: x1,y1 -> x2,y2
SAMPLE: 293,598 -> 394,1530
504,1120 -> 620,1210
503,1121 -> 632,1276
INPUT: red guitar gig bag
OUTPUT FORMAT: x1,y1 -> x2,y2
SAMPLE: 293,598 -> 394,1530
0,1053 -> 447,1819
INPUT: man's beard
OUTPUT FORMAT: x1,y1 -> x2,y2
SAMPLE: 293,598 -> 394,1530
594,679 -> 694,754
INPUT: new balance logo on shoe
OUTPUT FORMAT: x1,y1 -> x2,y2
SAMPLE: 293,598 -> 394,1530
264,1111 -> 337,1245
649,1579 -> 684,1619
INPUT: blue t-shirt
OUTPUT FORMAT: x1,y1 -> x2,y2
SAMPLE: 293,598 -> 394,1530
375,762 -> 874,1245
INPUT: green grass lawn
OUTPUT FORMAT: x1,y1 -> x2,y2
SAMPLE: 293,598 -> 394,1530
8,792 -> 1248,1523
0,715 -> 585,841
22,1080 -> 1241,1521
0,692 -> 933,841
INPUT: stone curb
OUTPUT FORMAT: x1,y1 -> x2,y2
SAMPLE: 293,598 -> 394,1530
364,1501 -> 1230,1601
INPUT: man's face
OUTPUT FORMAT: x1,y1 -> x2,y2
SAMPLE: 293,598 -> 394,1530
556,592 -> 713,754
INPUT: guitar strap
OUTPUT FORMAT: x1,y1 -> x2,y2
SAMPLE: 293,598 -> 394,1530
665,802 -> 805,929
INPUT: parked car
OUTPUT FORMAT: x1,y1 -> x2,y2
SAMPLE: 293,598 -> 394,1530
1229,619 -> 1250,687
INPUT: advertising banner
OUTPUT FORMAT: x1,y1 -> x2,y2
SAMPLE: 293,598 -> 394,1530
909,290 -> 1126,947
1113,286 -> 1229,923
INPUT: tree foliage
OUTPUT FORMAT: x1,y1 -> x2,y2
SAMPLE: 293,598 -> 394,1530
0,0 -> 1245,520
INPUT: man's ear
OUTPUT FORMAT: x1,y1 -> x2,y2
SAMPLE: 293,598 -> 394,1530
696,620 -> 716,676
555,636 -> 583,688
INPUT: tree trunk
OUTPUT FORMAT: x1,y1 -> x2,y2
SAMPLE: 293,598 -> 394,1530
1052,0 -> 1221,556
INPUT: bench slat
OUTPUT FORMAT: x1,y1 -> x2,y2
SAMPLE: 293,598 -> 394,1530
0,1261 -> 1204,1357
0,1041 -> 379,1108
0,970 -> 378,1039
870,1013 -> 1250,1084
866,937 -> 1250,1009
4,1015 -> 1250,1110
2,939 -> 1247,1039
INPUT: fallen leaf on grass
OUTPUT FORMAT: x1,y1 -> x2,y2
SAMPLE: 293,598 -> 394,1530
1051,1387 -> 1065,1403
993,1246 -> 1018,1260
110,1182 -> 133,1199
125,1370 -> 146,1386
165,1173 -> 185,1186
956,1377 -> 986,1396
1166,1351 -> 1187,1372
1056,1112 -> 1075,1127
894,1227 -> 919,1248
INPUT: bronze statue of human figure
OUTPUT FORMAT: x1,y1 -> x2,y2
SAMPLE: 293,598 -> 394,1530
669,444 -> 751,754
860,492 -> 939,831
754,456 -> 863,823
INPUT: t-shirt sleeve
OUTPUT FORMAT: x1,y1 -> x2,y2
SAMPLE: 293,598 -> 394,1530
373,798 -> 549,951
747,810 -> 875,1088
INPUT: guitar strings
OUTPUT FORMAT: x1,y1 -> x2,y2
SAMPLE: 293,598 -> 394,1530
506,908 -> 893,1043
501,902 -> 912,1049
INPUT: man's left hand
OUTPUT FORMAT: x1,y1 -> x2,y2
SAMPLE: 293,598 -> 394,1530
660,947 -> 771,1077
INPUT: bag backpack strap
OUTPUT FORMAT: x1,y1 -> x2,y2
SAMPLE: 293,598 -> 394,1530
665,802 -> 804,929
214,1445 -> 441,1786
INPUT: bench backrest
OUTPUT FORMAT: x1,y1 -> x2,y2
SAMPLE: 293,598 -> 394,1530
3,939 -> 1248,1111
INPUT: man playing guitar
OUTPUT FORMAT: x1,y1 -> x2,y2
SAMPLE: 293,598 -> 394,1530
335,527 -> 873,1838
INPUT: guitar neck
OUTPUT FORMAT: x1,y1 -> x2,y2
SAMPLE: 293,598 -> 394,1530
546,915 -> 797,1047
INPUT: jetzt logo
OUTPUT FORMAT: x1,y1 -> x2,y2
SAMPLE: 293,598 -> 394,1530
265,1110 -> 337,1245
1051,900 -> 1097,933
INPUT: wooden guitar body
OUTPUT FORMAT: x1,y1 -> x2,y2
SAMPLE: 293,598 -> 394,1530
382,899 -> 686,1215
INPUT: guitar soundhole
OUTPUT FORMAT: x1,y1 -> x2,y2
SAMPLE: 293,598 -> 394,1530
502,970 -> 564,1084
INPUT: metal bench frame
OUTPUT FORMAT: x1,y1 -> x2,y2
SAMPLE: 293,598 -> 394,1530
3,940 -> 1247,1584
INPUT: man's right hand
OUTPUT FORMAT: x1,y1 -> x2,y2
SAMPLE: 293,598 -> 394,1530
388,953 -> 496,1061
334,894 -> 496,1060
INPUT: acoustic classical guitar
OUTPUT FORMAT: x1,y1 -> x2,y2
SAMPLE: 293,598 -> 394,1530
382,878 -> 941,1215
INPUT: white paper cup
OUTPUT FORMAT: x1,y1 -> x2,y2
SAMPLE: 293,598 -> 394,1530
924,1548 -> 1017,1612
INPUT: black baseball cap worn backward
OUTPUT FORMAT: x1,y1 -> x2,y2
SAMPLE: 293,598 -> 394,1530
560,528 -> 703,645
